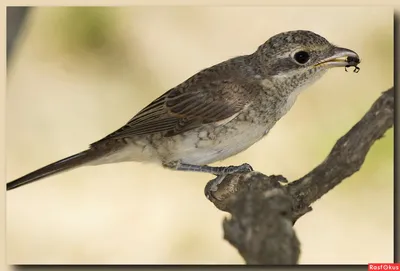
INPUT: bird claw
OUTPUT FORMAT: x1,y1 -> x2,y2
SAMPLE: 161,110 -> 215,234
209,175 -> 227,192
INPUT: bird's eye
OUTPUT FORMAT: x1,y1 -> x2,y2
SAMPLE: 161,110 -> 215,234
293,51 -> 310,64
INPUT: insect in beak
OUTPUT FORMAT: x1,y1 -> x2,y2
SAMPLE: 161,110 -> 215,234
315,47 -> 360,73
345,56 -> 360,73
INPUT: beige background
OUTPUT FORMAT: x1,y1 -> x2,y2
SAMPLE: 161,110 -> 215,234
2,3 -> 395,267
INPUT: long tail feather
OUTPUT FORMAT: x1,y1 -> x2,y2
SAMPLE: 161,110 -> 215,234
7,150 -> 97,191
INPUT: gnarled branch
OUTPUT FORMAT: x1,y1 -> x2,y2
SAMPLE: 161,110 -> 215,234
205,87 -> 394,264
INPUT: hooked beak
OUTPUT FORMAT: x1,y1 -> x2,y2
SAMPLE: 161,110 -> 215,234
315,47 -> 360,68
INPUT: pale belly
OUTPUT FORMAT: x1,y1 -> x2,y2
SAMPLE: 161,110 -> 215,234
161,120 -> 269,165
94,120 -> 270,166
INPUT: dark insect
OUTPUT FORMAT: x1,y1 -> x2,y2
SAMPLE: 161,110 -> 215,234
345,56 -> 360,73
345,65 -> 360,73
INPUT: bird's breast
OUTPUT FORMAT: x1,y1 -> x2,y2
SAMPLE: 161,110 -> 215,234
158,114 -> 271,165
152,91 -> 294,166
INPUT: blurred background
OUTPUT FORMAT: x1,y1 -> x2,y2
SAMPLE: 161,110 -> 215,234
6,6 -> 393,264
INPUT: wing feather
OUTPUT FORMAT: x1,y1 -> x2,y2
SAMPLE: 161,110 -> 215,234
91,76 -> 260,146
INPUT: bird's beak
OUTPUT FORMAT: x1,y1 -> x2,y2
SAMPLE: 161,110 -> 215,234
315,47 -> 360,68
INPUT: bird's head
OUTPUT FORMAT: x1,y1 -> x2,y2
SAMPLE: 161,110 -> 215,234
255,30 -> 360,92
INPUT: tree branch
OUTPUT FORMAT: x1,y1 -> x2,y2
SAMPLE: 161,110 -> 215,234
204,87 -> 394,264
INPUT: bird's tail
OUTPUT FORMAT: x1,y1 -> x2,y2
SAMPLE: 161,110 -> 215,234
6,149 -> 98,191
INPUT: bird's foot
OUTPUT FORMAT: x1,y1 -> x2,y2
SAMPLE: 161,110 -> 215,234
208,175 -> 227,192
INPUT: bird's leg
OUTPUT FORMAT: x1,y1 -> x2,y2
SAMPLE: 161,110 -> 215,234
185,163 -> 253,175
164,161 -> 254,192
168,161 -> 253,175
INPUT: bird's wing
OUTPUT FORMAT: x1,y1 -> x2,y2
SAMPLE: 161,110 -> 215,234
92,78 -> 259,145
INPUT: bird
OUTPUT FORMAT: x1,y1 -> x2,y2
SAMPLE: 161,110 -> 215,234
6,30 -> 360,191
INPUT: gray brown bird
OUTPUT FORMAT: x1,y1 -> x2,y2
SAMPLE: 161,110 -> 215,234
7,30 -> 360,191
